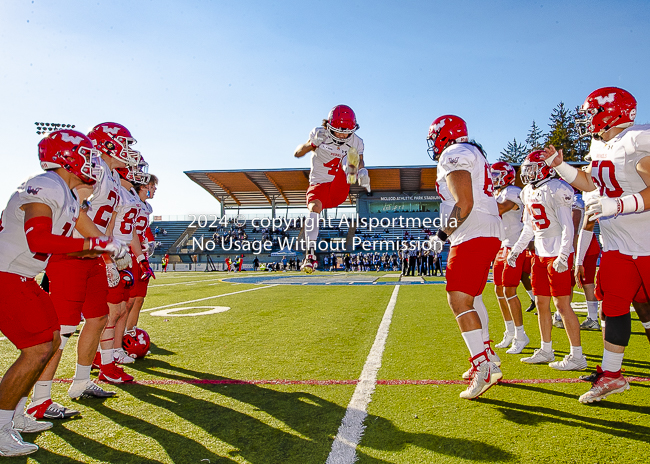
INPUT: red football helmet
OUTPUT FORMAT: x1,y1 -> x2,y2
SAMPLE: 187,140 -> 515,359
520,150 -> 555,184
490,161 -> 516,188
38,130 -> 103,185
576,87 -> 637,138
128,155 -> 151,185
427,115 -> 469,160
326,105 -> 359,145
122,327 -> 150,359
87,122 -> 141,166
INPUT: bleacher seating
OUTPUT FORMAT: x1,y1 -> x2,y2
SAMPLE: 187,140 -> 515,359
150,221 -> 192,255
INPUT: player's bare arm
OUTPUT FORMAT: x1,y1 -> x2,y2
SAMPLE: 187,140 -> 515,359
441,170 -> 473,236
294,141 -> 314,158
635,155 -> 650,208
497,199 -> 517,216
541,145 -> 596,192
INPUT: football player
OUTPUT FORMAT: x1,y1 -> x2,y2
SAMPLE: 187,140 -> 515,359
124,171 -> 158,352
490,162 -> 530,354
294,105 -> 370,272
103,158 -> 152,378
427,115 -> 503,399
542,87 -> 650,403
0,130 -> 126,456
507,150 -> 587,370
27,123 -> 141,420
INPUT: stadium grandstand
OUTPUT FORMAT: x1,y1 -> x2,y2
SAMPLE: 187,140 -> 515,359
148,163 -> 591,271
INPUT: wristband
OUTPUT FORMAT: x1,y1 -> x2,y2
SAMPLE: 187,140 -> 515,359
136,254 -> 146,263
436,229 -> 448,241
620,193 -> 645,215
554,162 -> 579,183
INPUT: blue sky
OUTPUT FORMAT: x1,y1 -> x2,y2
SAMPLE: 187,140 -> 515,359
1,0 -> 649,216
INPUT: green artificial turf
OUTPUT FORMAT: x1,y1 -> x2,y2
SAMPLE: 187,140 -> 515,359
0,271 -> 648,463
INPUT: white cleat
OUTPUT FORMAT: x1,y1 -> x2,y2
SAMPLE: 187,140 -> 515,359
460,361 -> 502,400
114,348 -> 135,364
549,353 -> 588,371
506,334 -> 530,354
520,348 -> 555,364
0,423 -> 38,457
495,331 -> 515,349
12,413 -> 52,434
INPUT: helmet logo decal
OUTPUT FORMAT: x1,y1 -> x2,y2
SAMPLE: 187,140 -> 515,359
61,133 -> 84,144
630,109 -> 637,120
432,119 -> 447,132
102,125 -> 121,135
594,93 -> 616,105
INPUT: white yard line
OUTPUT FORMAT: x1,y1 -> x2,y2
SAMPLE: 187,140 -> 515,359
141,285 -> 278,313
326,285 -> 400,464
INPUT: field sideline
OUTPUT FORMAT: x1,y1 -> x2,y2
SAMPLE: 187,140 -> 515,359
1,271 -> 649,463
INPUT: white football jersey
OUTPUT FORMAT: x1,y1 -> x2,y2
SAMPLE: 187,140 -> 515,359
308,127 -> 364,185
86,158 -> 121,234
496,185 -> 523,248
589,125 -> 650,256
0,172 -> 79,278
112,185 -> 140,243
134,197 -> 153,242
436,143 -> 502,246
520,179 -> 574,257
572,193 -> 585,238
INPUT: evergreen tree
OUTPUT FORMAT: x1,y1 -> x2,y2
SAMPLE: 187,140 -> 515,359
499,138 -> 527,163
525,120 -> 545,151
545,102 -> 580,161
571,105 -> 590,160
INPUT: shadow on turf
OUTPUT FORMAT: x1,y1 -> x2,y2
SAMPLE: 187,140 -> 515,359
482,385 -> 650,445
115,359 -> 515,463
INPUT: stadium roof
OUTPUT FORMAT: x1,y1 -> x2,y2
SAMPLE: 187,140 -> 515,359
184,166 -> 440,208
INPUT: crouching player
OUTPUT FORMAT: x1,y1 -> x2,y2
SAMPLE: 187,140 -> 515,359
0,130 -> 126,456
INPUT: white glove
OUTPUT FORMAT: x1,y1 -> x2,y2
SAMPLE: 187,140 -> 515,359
428,235 -> 444,253
309,127 -> 328,147
553,253 -> 569,273
346,147 -> 360,184
506,249 -> 520,268
141,239 -> 150,254
105,261 -> 120,288
89,236 -> 128,259
115,252 -> 133,271
585,196 -> 616,220
358,168 -> 371,192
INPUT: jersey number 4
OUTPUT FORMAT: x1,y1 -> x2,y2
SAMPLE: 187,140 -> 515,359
323,158 -> 340,176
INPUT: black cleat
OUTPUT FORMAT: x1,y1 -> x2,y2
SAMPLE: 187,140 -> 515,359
525,299 -> 536,312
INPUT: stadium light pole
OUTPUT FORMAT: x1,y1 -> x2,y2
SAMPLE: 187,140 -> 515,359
34,121 -> 76,135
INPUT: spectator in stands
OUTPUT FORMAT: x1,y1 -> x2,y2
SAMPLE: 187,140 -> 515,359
155,226 -> 160,236
162,229 -> 168,236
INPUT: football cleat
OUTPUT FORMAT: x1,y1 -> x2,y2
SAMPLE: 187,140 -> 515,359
521,348 -> 555,364
12,413 -> 53,433
300,254 -> 317,274
92,351 -> 102,370
579,367 -> 630,404
579,371 -> 600,382
68,379 -> 117,399
26,399 -> 80,420
0,423 -> 38,457
549,353 -> 588,371
553,313 -> 564,329
525,299 -> 536,312
459,353 -> 502,400
485,341 -> 501,366
98,362 -> 134,384
506,334 -> 530,354
580,318 -> 601,331
114,348 -> 136,364
495,331 -> 515,349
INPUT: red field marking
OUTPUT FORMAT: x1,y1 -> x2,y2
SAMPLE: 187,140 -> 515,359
51,377 -> 650,386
